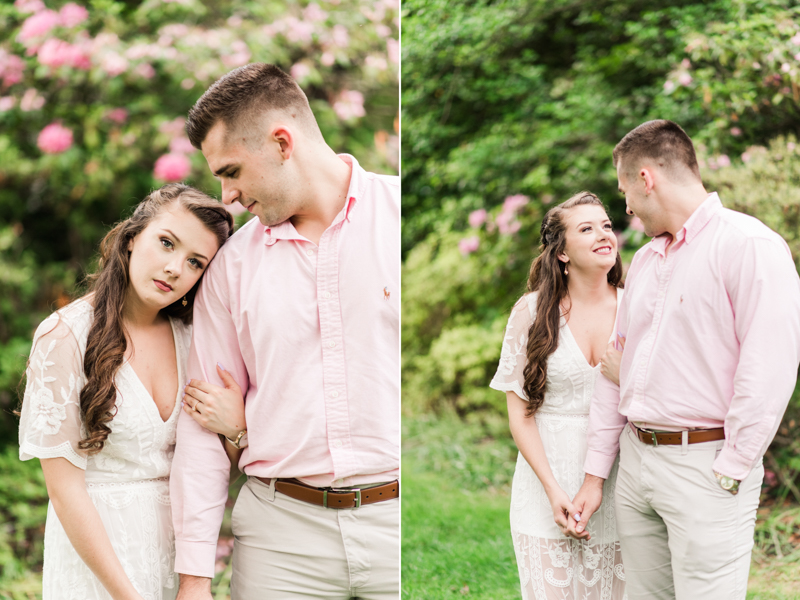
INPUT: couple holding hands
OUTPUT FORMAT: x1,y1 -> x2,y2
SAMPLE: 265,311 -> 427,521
492,120 -> 800,600
19,63 -> 399,599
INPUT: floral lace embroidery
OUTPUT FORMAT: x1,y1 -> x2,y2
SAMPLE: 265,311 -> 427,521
30,339 -> 76,435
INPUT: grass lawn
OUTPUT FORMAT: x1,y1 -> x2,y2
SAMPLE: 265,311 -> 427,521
402,415 -> 800,600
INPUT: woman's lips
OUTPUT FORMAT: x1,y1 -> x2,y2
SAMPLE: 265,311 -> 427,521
593,246 -> 613,255
154,280 -> 172,292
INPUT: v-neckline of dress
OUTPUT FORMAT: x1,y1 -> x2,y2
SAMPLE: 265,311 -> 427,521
560,288 -> 621,370
122,317 -> 182,425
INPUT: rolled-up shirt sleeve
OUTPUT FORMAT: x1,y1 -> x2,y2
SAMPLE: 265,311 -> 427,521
584,284 -> 629,480
714,236 -> 800,480
171,255 -> 248,577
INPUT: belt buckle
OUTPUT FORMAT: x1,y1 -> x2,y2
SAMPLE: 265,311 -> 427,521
330,486 -> 362,508
638,425 -> 658,447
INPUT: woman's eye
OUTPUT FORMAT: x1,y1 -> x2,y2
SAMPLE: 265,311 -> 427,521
189,258 -> 203,269
581,227 -> 591,233
161,238 -> 173,249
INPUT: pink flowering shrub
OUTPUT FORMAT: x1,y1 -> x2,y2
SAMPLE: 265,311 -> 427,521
37,122 -> 72,153
153,153 -> 191,182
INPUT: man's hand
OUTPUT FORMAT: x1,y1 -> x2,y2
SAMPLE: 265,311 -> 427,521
565,474 -> 605,540
176,574 -> 212,600
599,334 -> 625,386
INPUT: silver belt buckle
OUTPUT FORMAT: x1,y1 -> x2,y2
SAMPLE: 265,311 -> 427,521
331,486 -> 362,508
638,425 -> 658,447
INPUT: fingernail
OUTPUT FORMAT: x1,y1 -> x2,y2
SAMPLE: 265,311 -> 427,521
574,513 -> 581,522
181,401 -> 185,407
217,362 -> 226,371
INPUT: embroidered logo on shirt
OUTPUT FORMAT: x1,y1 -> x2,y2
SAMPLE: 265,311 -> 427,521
384,287 -> 390,300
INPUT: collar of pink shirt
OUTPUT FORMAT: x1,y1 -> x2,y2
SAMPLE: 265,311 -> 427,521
260,154 -> 362,245
647,192 -> 722,257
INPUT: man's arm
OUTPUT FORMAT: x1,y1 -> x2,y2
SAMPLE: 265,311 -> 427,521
171,256 -> 249,586
715,236 -> 800,481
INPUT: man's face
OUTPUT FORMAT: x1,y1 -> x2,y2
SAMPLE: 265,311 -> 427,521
617,162 -> 663,237
201,120 -> 293,227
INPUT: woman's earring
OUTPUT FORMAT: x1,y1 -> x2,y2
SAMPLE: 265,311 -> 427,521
564,263 -> 569,276
182,296 -> 187,307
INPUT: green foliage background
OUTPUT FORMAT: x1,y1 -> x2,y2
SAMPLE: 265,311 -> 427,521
0,0 -> 398,590
401,0 -> 800,533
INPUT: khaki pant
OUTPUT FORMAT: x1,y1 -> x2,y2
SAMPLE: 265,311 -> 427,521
615,424 -> 763,600
230,477 -> 399,599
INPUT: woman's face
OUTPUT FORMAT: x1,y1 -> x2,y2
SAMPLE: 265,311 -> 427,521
126,204 -> 221,313
558,204 -> 618,275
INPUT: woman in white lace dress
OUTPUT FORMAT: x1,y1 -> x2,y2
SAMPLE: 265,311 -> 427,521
18,184 -> 242,600
490,192 -> 627,600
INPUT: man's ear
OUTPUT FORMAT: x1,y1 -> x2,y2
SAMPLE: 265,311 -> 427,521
271,126 -> 294,162
640,167 -> 655,195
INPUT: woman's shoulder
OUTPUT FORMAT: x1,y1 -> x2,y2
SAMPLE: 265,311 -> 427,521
33,298 -> 94,345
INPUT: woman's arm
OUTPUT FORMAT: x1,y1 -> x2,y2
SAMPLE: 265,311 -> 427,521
507,392 -> 590,540
40,457 -> 144,600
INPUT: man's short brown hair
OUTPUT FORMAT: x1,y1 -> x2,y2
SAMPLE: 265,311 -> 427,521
613,120 -> 701,182
186,63 -> 320,149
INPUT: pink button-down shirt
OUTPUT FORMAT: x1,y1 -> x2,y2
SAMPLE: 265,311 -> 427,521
585,193 -> 800,482
170,155 -> 400,577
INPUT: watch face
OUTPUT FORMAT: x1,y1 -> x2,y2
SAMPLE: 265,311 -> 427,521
720,475 -> 734,490
239,432 -> 248,449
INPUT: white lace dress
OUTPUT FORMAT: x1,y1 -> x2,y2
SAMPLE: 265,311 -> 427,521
19,299 -> 188,600
490,292 -> 626,600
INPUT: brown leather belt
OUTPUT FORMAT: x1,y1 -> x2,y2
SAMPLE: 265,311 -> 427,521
256,477 -> 399,509
632,423 -> 725,446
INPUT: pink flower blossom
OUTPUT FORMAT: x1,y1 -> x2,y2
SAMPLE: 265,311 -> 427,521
106,108 -> 128,123
320,52 -> 335,67
37,122 -> 73,154
161,24 -> 189,37
629,216 -> 645,233
716,154 -> 730,168
663,80 -> 676,93
181,78 -> 195,89
303,3 -> 327,22
14,0 -> 46,14
782,63 -> 791,73
37,39 -> 70,68
795,53 -> 800,61
365,55 -> 387,70
333,90 -> 366,120
792,33 -> 800,46
677,72 -> 692,86
469,209 -> 487,228
225,202 -> 247,216
59,3 -> 88,27
20,88 -> 44,111
387,38 -> 399,64
222,42 -> 251,68
752,61 -> 761,69
0,96 -> 16,112
0,52 -> 25,87
159,117 -> 186,137
134,62 -> 155,79
66,41 -> 92,70
18,10 -> 60,44
101,53 -> 129,76
496,211 -> 521,235
169,136 -> 195,154
376,24 -> 392,38
332,24 -> 349,48
730,127 -> 742,136
503,194 -> 529,213
681,58 -> 691,69
741,151 -> 751,163
458,236 -> 480,256
153,153 -> 191,182
290,62 -> 311,81
788,142 -> 797,151
285,18 -> 315,44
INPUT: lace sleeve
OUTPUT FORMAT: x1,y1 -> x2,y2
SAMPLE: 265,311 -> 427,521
19,315 -> 88,469
489,294 -> 535,400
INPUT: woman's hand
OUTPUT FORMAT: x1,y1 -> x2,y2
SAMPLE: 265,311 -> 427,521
599,334 -> 625,385
546,486 -> 588,540
183,364 -> 246,440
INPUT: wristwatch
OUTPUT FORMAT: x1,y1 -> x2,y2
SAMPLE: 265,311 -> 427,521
225,429 -> 248,449
714,471 -> 740,495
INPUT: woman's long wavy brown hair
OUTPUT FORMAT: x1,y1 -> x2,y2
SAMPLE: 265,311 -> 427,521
521,192 -> 622,417
78,184 -> 234,453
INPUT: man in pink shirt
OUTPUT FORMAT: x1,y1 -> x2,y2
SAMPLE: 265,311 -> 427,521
567,120 -> 800,599
170,64 -> 399,599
